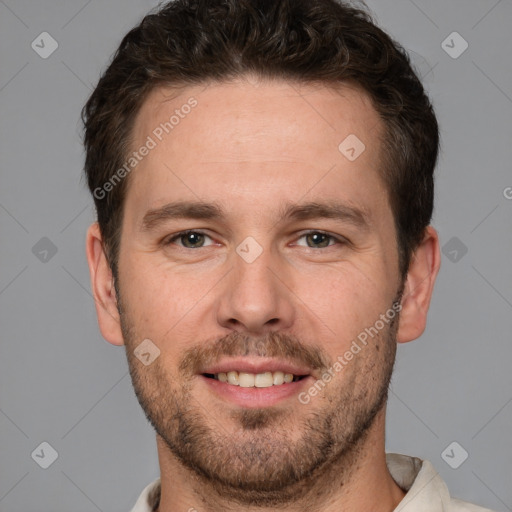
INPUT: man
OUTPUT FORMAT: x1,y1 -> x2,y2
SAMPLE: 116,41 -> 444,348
82,0 -> 496,511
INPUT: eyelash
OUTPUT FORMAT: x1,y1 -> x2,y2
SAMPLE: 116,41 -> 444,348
163,229 -> 347,249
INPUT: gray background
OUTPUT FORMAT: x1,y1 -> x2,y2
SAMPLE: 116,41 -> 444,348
0,0 -> 511,511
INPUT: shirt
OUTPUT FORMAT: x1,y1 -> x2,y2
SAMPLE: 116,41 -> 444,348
130,453 -> 496,512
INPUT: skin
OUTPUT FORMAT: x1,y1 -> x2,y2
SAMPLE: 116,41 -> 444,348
86,77 -> 440,512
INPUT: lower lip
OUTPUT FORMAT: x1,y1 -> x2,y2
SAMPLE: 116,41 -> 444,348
199,375 -> 313,408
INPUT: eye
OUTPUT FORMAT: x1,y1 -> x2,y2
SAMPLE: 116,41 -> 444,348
164,230 -> 214,248
163,229 -> 346,250
295,230 -> 344,249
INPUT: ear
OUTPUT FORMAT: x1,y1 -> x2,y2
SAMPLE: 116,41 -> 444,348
85,222 -> 124,346
396,226 -> 441,344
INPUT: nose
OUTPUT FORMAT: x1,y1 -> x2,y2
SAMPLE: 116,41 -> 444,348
216,243 -> 295,336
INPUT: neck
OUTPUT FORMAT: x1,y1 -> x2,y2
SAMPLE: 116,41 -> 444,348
154,408 -> 405,512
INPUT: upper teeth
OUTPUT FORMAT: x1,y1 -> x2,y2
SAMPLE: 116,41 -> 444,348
216,371 -> 296,387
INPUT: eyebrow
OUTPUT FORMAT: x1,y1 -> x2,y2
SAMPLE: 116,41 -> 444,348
140,199 -> 371,232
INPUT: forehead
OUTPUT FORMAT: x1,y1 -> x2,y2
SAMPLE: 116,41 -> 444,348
126,78 -> 389,222
133,78 -> 381,159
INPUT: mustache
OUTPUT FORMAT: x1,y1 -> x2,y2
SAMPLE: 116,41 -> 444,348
179,331 -> 333,376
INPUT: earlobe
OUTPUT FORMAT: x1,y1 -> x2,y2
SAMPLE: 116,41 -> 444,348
85,222 -> 125,346
396,226 -> 441,344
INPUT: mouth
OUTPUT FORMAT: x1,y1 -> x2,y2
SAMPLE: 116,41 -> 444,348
202,370 -> 308,387
198,359 -> 314,408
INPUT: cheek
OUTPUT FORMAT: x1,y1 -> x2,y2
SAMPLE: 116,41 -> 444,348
293,261 -> 393,346
120,255 -> 216,343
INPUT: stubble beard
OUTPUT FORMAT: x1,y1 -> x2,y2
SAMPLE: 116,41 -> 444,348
118,286 -> 401,506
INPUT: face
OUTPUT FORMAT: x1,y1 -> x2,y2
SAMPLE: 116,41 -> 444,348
114,79 -> 405,503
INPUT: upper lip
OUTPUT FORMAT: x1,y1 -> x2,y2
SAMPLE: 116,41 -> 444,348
199,358 -> 313,377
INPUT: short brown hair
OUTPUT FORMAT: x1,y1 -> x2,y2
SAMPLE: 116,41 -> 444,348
82,0 -> 439,279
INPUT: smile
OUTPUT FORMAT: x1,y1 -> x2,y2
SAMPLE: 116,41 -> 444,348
203,370 -> 307,387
